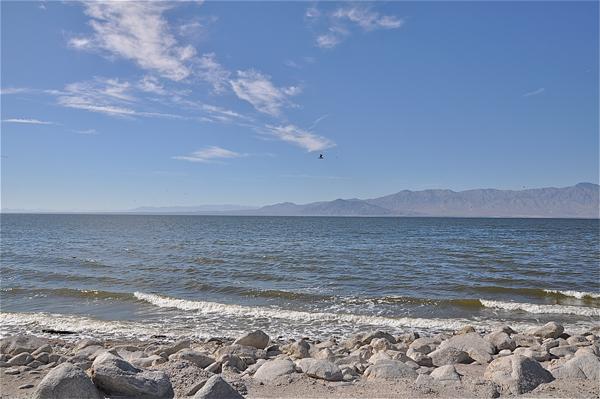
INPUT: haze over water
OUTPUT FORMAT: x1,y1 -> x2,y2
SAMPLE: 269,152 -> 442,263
1,214 -> 598,340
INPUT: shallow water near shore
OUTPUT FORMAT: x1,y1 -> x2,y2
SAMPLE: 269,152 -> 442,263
1,214 -> 598,339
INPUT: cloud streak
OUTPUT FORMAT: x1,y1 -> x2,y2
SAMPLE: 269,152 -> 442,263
230,70 -> 301,116
264,124 -> 335,152
2,118 -> 54,125
173,146 -> 244,163
523,88 -> 545,97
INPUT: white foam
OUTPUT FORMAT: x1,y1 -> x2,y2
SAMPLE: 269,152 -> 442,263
480,299 -> 600,317
543,290 -> 600,300
0,312 -> 173,340
134,292 -> 525,332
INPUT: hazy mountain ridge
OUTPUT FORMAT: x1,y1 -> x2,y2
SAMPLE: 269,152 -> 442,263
249,183 -> 600,218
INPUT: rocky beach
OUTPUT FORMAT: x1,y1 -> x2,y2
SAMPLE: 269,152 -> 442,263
1,321 -> 598,399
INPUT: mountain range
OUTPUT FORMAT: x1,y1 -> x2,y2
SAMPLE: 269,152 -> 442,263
3,183 -> 598,218
234,183 -> 599,218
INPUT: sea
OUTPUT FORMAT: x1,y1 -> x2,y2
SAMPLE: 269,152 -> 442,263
1,214 -> 599,341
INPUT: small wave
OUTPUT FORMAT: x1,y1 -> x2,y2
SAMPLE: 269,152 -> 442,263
543,290 -> 600,300
480,299 -> 600,317
1,287 -> 135,301
0,312 -> 172,340
134,292 -> 507,332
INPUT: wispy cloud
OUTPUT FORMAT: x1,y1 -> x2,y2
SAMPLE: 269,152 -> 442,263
69,2 -> 197,81
54,77 -> 186,119
523,87 -> 545,97
264,124 -> 335,152
230,70 -> 301,116
197,53 -> 230,93
73,128 -> 98,135
0,87 -> 32,95
313,5 -> 403,49
173,146 -> 244,163
2,118 -> 54,125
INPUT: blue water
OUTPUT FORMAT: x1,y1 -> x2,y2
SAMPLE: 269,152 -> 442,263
1,214 -> 598,339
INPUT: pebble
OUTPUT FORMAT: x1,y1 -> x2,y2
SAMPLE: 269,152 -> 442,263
19,384 -> 34,389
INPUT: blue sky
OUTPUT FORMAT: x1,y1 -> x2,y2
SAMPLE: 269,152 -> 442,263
1,1 -> 598,211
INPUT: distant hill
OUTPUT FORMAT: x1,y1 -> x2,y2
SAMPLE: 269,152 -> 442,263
3,183 -> 598,218
246,183 -> 600,218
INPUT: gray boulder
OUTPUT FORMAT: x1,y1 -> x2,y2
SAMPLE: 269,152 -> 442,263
281,340 -> 310,359
170,349 -> 215,368
215,344 -> 267,361
32,363 -> 102,399
513,334 -> 540,348
296,358 -> 342,381
486,331 -> 516,351
428,346 -> 471,366
363,331 -> 396,345
439,333 -> 495,364
91,352 -> 173,398
513,346 -> 551,362
193,376 -> 243,399
364,360 -> 418,381
527,322 -> 564,339
408,337 -> 437,355
430,364 -> 461,383
484,354 -> 554,394
549,353 -> 600,380
549,345 -> 578,358
233,330 -> 270,349
1,336 -> 49,355
253,359 -> 296,382
7,352 -> 33,366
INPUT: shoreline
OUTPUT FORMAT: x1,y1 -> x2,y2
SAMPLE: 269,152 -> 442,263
1,321 -> 599,398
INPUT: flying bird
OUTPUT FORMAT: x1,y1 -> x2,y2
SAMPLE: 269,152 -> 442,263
319,154 -> 324,159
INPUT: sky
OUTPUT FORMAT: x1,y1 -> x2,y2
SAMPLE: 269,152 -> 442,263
1,1 -> 598,211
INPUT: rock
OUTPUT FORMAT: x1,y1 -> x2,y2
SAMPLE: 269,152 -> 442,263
415,373 -> 434,387
549,353 -> 600,380
170,349 -> 215,368
549,345 -> 578,358
5,367 -> 20,375
281,340 -> 310,359
32,363 -> 102,399
406,349 -> 433,367
253,359 -> 296,382
19,384 -> 34,389
430,364 -> 461,382
7,352 -> 33,366
91,352 -> 174,399
456,325 -> 476,335
153,339 -> 190,357
193,375 -> 243,399
131,355 -> 164,368
205,362 -> 221,374
527,322 -> 564,339
35,352 -> 50,364
363,360 -> 418,381
396,332 -> 419,344
513,334 -> 540,348
575,346 -> 599,357
296,358 -> 342,381
513,346 -> 551,362
219,354 -> 247,372
408,337 -> 437,355
370,338 -> 391,351
363,331 -> 396,345
48,354 -> 66,364
74,339 -> 102,352
32,345 -> 53,356
541,339 -> 559,351
428,347 -> 472,366
486,331 -> 516,352
314,348 -> 335,360
1,336 -> 49,355
498,349 -> 512,357
368,351 -> 392,364
29,360 -> 43,369
233,330 -> 270,349
439,333 -> 495,364
484,354 -> 554,394
566,335 -> 588,346
496,325 -> 517,335
215,344 -> 267,360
